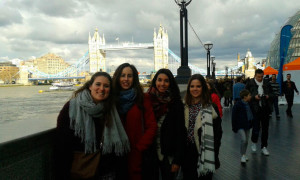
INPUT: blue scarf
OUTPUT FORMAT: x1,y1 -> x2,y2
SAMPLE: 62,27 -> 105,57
119,88 -> 136,114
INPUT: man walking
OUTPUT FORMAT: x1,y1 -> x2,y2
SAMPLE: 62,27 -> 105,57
269,74 -> 280,119
246,69 -> 272,156
283,74 -> 299,117
233,76 -> 245,104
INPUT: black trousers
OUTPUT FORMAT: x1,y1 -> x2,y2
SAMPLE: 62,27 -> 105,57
286,95 -> 294,115
182,143 -> 213,180
251,106 -> 270,148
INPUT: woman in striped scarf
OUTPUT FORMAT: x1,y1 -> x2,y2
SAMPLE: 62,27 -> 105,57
182,74 -> 222,180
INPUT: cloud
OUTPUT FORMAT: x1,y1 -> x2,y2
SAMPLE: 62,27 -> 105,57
1,0 -> 300,74
0,6 -> 23,26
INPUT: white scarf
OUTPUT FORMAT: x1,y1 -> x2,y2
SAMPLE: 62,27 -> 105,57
254,79 -> 264,106
184,104 -> 218,176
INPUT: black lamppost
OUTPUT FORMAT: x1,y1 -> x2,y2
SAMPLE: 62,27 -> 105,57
204,41 -> 213,78
211,56 -> 216,80
175,0 -> 192,84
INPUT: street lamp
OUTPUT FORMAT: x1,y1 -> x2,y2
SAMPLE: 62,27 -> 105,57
174,0 -> 192,84
211,56 -> 216,79
204,41 -> 213,78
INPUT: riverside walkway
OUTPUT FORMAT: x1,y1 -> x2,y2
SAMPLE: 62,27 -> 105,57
212,104 -> 300,180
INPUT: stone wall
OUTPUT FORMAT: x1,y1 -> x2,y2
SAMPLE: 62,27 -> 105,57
0,129 -> 55,179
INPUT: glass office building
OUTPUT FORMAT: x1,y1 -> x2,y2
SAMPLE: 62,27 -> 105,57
267,10 -> 300,69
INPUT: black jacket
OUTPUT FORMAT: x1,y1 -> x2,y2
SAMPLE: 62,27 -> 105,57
245,78 -> 272,113
232,100 -> 252,133
211,103 -> 223,169
283,80 -> 299,96
160,98 -> 186,165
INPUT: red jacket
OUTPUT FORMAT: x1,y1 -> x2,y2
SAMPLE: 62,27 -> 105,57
121,93 -> 158,180
211,93 -> 223,118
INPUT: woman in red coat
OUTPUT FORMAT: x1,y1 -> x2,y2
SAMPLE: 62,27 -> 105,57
113,63 -> 158,180
207,80 -> 223,118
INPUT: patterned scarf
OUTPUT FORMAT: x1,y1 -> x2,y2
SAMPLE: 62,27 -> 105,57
147,87 -> 171,120
197,106 -> 216,176
69,89 -> 130,155
119,88 -> 136,115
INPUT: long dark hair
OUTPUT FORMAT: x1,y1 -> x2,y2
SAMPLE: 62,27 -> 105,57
150,68 -> 181,100
207,79 -> 220,98
112,63 -> 144,110
185,74 -> 211,107
72,72 -> 113,123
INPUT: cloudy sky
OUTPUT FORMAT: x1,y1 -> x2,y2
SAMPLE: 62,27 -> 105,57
0,0 -> 299,73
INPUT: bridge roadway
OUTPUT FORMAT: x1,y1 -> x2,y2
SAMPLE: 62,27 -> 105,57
0,87 -> 300,179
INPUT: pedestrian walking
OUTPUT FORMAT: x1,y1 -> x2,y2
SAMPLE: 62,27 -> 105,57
147,68 -> 186,180
269,74 -> 280,119
232,89 -> 253,163
233,76 -> 245,104
207,79 -> 223,118
112,63 -> 158,180
224,86 -> 232,108
182,74 -> 222,180
245,69 -> 272,156
283,73 -> 299,117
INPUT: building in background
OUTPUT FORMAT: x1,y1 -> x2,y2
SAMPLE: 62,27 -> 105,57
153,25 -> 169,72
34,53 -> 71,75
244,49 -> 256,78
0,62 -> 19,84
88,28 -> 106,73
267,10 -> 300,69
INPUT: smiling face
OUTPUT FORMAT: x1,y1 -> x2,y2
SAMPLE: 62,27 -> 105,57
155,73 -> 170,93
120,67 -> 133,90
89,76 -> 111,103
190,79 -> 202,101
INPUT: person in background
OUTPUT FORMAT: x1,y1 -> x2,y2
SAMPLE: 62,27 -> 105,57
112,63 -> 158,180
223,86 -> 232,108
207,79 -> 223,118
147,68 -> 186,180
245,69 -> 272,156
283,73 -> 299,118
55,72 -> 130,179
269,74 -> 280,119
232,89 -> 253,163
233,76 -> 245,104
182,74 -> 222,180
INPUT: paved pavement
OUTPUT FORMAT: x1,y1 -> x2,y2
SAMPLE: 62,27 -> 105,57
213,103 -> 300,180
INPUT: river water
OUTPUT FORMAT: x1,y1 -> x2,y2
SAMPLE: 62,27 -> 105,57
0,86 -> 75,143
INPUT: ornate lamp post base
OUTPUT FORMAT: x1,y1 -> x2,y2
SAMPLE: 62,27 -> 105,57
176,66 -> 191,84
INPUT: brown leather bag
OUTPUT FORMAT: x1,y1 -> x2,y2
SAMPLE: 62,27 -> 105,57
70,150 -> 101,179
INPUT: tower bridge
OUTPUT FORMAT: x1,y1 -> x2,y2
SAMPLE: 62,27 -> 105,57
18,24 -> 244,84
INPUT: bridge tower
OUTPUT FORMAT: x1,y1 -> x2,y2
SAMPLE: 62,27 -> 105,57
88,28 -> 106,73
153,25 -> 169,72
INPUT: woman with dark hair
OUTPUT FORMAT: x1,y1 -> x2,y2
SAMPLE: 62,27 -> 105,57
182,74 -> 222,180
207,80 -> 223,118
113,63 -> 157,180
147,68 -> 186,180
55,72 -> 130,179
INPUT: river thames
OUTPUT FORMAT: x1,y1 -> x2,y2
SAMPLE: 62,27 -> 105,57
0,85 -> 75,143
